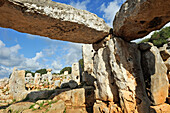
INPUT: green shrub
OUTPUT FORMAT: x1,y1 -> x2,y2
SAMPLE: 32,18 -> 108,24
139,26 -> 170,47
79,59 -> 84,71
25,70 -> 35,77
35,69 -> 47,75
60,67 -> 72,74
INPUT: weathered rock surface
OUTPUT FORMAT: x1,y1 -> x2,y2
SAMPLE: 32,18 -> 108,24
0,0 -> 110,44
82,44 -> 95,74
9,68 -> 28,101
6,102 -> 34,113
26,90 -> 55,102
48,100 -> 65,113
150,104 -> 170,113
165,58 -> 170,71
166,97 -> 170,104
159,44 -> 170,61
0,78 -> 9,89
139,42 -> 152,51
72,62 -> 81,84
82,44 -> 96,86
68,80 -> 78,89
141,43 -> 169,105
60,82 -> 70,89
52,86 -> 94,111
93,101 -> 122,113
113,0 -> 170,41
91,37 -> 150,113
60,80 -> 78,89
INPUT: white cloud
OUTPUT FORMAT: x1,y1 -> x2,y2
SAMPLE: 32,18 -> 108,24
0,40 -> 5,47
100,0 -> 126,27
0,39 -> 83,78
0,66 -> 12,78
32,52 -> 43,61
100,0 -> 119,27
0,41 -> 22,67
63,42 -> 82,65
52,61 -> 63,73
70,0 -> 90,10
101,2 -> 119,27
18,52 -> 43,71
43,46 -> 57,57
0,40 -> 44,72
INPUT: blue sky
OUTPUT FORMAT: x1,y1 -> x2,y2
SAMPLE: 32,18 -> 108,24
0,0 -> 169,78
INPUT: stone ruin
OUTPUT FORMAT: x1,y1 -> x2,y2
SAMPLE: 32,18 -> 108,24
24,68 -> 80,91
71,62 -> 82,85
0,0 -> 170,113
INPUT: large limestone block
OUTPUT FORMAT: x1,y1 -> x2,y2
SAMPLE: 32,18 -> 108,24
66,108 -> 87,113
159,44 -> 170,61
6,102 -> 34,113
150,104 -> 170,113
0,78 -> 9,89
165,58 -> 170,71
71,88 -> 85,107
141,43 -> 169,105
48,100 -> 65,113
82,44 -> 96,85
71,62 -> 81,84
93,101 -> 122,113
52,87 -> 94,108
26,90 -> 54,102
9,68 -> 28,101
82,44 -> 95,74
0,0 -> 110,44
113,0 -> 170,41
92,38 -> 150,113
55,88 -> 85,107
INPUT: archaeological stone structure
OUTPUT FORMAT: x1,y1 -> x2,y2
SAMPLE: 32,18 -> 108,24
71,62 -> 82,84
0,0 -> 110,44
113,0 -> 170,41
140,43 -> 169,105
9,68 -> 28,101
47,69 -> 53,84
0,0 -> 170,113
83,38 -> 151,113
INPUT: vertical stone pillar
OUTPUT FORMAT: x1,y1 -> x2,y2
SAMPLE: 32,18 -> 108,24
9,68 -> 28,101
82,44 -> 96,86
71,62 -> 81,84
47,69 -> 53,85
90,38 -> 150,113
34,73 -> 41,86
140,43 -> 169,105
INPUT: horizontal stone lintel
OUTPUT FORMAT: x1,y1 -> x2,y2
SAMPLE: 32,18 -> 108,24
0,0 -> 110,44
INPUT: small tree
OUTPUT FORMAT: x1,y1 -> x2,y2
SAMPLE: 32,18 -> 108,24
35,69 -> 47,75
60,67 -> 72,74
79,59 -> 84,71
139,26 -> 170,47
25,70 -> 35,77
